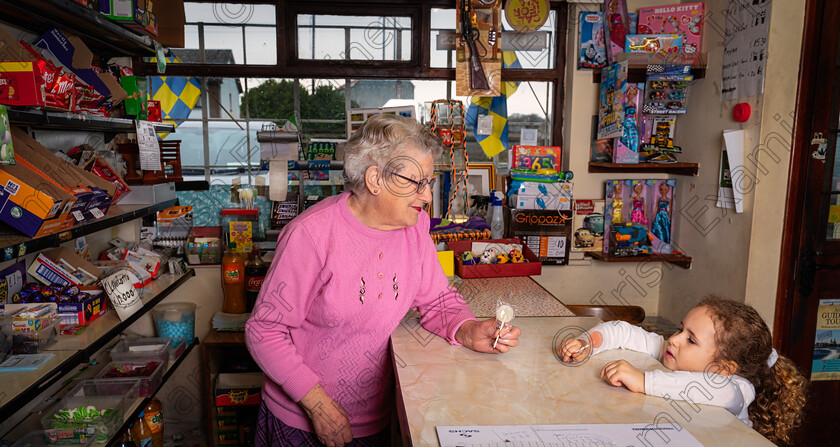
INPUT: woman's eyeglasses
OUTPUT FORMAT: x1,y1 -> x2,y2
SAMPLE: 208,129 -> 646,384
386,171 -> 436,194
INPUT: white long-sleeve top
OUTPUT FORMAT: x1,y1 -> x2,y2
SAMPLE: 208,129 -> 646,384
586,321 -> 756,427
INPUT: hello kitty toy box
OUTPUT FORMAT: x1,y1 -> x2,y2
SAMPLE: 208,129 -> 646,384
638,2 -> 705,55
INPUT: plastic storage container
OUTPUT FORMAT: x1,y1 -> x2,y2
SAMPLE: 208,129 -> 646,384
168,336 -> 187,360
41,379 -> 139,443
221,208 -> 262,253
95,359 -> 165,398
12,317 -> 59,354
152,302 -> 196,345
13,428 -> 98,446
110,337 -> 171,365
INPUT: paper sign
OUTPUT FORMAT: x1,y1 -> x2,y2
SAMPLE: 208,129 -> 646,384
723,130 -> 745,213
90,208 -> 105,219
477,115 -> 494,136
520,128 -> 538,146
103,270 -> 142,322
136,120 -> 162,171
721,0 -> 772,100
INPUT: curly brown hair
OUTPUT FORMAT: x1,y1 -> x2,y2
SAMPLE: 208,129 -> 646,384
699,297 -> 808,445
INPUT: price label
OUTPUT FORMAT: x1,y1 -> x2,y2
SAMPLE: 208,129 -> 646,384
90,208 -> 105,219
72,211 -> 84,222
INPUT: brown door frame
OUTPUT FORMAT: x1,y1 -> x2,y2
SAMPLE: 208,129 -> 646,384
774,0 -> 824,353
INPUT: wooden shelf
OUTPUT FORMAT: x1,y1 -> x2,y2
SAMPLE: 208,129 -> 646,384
586,251 -> 692,269
588,162 -> 699,176
593,52 -> 708,83
0,0 -> 157,57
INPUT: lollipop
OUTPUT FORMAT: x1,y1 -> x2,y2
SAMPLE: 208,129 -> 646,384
493,304 -> 515,349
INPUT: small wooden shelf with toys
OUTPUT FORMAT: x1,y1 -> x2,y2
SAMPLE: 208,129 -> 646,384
593,53 -> 708,84
586,251 -> 692,269
588,162 -> 699,176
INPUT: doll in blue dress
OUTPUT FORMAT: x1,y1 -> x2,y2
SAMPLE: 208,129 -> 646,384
652,183 -> 671,243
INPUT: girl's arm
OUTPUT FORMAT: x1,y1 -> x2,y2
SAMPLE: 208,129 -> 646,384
587,320 -> 665,359
644,370 -> 755,420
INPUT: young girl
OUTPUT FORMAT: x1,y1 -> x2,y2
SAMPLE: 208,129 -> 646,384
558,297 -> 807,445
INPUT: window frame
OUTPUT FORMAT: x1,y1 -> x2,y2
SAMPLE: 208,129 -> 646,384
134,0 -> 567,161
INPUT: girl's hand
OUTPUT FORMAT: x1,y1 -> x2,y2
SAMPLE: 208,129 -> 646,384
600,360 -> 645,393
557,331 -> 602,362
299,384 -> 353,447
455,319 -> 521,353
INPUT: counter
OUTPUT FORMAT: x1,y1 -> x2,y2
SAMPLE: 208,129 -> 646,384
391,316 -> 774,446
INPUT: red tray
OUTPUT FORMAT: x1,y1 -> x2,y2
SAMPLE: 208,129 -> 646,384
446,238 -> 542,279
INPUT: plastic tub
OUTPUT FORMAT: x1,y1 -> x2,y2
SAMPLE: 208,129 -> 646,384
152,302 -> 196,345
13,428 -> 98,446
110,337 -> 170,365
40,379 -> 138,443
168,337 -> 187,360
12,317 -> 59,354
95,359 -> 165,397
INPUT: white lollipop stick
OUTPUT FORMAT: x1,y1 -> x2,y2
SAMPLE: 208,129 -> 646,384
493,304 -> 515,349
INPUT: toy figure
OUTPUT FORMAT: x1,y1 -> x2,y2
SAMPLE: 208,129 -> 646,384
651,183 -> 671,243
620,86 -> 640,153
479,248 -> 498,264
496,253 -> 510,264
607,0 -> 628,56
611,182 -> 624,224
462,252 -> 477,265
630,184 -> 647,225
509,249 -> 525,263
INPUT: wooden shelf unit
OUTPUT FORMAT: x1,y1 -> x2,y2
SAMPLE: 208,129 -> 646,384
586,251 -> 692,269
588,162 -> 699,176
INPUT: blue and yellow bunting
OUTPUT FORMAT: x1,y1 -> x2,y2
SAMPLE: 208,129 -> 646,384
149,56 -> 201,139
465,50 -> 521,158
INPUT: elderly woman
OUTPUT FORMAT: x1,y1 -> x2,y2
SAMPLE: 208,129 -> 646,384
246,114 -> 521,447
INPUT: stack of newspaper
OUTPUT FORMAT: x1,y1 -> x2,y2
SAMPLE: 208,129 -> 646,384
212,311 -> 251,331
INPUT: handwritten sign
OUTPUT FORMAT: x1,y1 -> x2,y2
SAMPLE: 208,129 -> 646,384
103,270 -> 141,321
721,0 -> 772,101
136,120 -> 161,171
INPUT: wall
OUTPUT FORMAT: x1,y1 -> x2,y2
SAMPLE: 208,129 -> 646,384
658,0 -> 805,328
533,0 -> 682,317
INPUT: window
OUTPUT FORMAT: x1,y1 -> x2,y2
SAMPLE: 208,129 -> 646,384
297,15 -> 412,61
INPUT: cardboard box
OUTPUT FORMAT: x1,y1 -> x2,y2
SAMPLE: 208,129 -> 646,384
57,289 -> 108,326
447,238 -> 542,279
571,200 -> 605,253
155,0 -> 185,48
509,209 -> 573,265
0,161 -> 76,237
28,247 -> 103,286
0,62 -> 47,107
215,372 -> 263,407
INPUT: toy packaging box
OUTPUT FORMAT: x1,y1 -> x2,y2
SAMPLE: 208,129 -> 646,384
578,11 -> 638,70
511,181 -> 573,211
613,82 -> 644,164
625,34 -> 682,56
511,145 -> 560,171
603,179 -> 675,256
597,60 -> 628,140
638,2 -> 705,54
572,200 -> 605,253
602,0 -> 632,65
642,64 -> 693,115
641,115 -> 679,162
509,210 -> 572,265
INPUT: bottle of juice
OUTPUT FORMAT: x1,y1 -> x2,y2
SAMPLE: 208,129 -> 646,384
129,413 -> 154,447
142,397 -> 165,447
222,242 -> 247,313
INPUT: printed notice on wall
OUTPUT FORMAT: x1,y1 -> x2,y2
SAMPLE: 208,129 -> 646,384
136,120 -> 162,171
812,299 -> 840,381
721,0 -> 772,101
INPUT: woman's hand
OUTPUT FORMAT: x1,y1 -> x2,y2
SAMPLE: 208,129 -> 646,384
299,384 -> 353,447
557,331 -> 602,362
455,319 -> 521,353
600,360 -> 645,393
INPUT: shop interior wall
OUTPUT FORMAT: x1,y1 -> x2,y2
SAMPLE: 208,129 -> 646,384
533,0 -> 683,317
657,0 -> 805,329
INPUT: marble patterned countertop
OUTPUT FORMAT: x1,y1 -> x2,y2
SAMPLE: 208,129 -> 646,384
391,316 -> 774,447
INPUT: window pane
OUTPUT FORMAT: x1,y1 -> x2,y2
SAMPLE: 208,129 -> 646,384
245,27 -> 277,64
185,3 -> 275,25
297,15 -> 412,61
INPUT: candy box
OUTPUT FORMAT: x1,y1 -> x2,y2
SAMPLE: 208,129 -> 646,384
215,372 -> 264,407
508,209 -> 573,265
57,289 -> 107,327
11,316 -> 58,353
12,429 -> 98,446
10,303 -> 58,332
0,61 -> 47,107
41,378 -> 139,443
95,359 -> 165,397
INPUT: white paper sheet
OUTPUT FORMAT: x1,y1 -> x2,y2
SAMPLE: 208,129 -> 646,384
723,130 -> 745,213
436,424 -> 703,447
269,159 -> 289,201
136,120 -> 161,171
721,0 -> 772,100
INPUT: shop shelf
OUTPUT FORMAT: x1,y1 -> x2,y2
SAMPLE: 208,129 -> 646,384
0,0 -> 157,57
588,162 -> 700,176
7,107 -> 175,136
103,338 -> 198,447
0,270 -> 195,423
585,251 -> 693,269
593,52 -> 708,83
40,379 -> 140,443
0,199 -> 178,261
